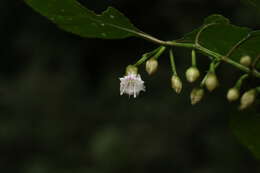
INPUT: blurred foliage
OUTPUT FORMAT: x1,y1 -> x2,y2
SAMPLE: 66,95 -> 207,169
0,0 -> 260,173
231,105 -> 260,159
242,0 -> 260,13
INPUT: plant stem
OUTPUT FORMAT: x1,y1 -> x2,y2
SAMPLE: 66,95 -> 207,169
191,49 -> 196,67
154,46 -> 166,59
135,32 -> 260,79
169,49 -> 177,75
235,74 -> 249,90
134,46 -> 165,66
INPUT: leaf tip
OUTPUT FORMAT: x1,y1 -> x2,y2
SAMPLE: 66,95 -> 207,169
203,14 -> 230,25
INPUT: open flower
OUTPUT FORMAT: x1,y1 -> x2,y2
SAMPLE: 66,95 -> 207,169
119,73 -> 145,98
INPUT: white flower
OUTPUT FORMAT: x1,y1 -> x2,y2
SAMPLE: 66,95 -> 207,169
119,73 -> 145,98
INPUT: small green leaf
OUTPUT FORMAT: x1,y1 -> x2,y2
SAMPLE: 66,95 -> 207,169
25,0 -> 145,39
231,107 -> 260,159
177,14 -> 260,70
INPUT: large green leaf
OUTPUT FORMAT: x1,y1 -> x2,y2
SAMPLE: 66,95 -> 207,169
177,14 -> 260,69
231,106 -> 260,159
25,0 -> 145,39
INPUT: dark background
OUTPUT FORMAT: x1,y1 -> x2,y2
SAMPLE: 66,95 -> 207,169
0,0 -> 260,173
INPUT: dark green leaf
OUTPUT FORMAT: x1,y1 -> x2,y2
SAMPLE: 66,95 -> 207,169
177,14 -> 260,69
25,0 -> 145,39
230,107 -> 260,159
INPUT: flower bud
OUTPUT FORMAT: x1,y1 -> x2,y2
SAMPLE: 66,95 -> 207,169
146,58 -> 158,75
185,67 -> 200,83
226,88 -> 240,102
205,73 -> 219,92
126,65 -> 138,75
190,88 -> 204,105
239,89 -> 256,110
240,55 -> 252,67
171,75 -> 182,94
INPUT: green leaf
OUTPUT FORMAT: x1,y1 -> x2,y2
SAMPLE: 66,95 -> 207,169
24,0 -> 145,39
177,14 -> 260,69
230,107 -> 260,159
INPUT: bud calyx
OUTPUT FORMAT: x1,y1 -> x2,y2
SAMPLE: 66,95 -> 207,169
126,65 -> 138,75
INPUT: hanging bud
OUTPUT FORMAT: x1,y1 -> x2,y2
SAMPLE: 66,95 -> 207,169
126,65 -> 138,75
205,73 -> 219,92
240,55 -> 252,67
146,58 -> 158,75
190,88 -> 204,105
171,75 -> 182,94
185,67 -> 200,83
239,89 -> 256,110
226,88 -> 240,102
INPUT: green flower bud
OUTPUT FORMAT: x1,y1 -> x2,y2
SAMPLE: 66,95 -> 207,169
146,58 -> 158,75
190,88 -> 204,105
205,73 -> 219,92
185,67 -> 200,83
239,89 -> 256,110
226,88 -> 240,102
240,55 -> 252,67
171,75 -> 182,94
126,65 -> 138,75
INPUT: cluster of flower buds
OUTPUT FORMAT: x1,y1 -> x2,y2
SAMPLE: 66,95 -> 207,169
119,47 -> 164,98
119,48 -> 259,110
225,70 -> 259,110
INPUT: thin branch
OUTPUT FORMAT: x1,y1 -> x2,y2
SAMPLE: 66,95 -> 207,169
195,23 -> 217,46
133,29 -> 260,79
